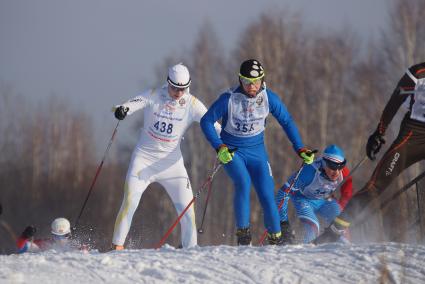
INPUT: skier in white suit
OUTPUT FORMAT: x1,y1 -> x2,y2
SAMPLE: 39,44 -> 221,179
111,63 -> 220,250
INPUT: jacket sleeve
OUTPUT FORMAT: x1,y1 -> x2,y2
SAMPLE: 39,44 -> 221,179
200,93 -> 229,150
376,65 -> 418,135
267,90 -> 304,152
281,164 -> 311,193
116,88 -> 155,115
338,167 -> 353,209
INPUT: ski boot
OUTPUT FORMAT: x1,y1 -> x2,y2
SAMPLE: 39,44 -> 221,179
111,244 -> 125,251
236,227 -> 252,246
280,221 -> 295,245
267,232 -> 284,245
100,244 -> 124,253
313,217 -> 350,244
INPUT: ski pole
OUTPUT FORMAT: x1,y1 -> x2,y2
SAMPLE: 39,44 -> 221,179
197,160 -> 219,234
155,161 -> 222,249
380,170 -> 425,212
197,182 -> 213,234
258,162 -> 305,246
73,120 -> 120,229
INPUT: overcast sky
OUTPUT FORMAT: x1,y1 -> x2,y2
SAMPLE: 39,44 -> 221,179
0,0 -> 389,149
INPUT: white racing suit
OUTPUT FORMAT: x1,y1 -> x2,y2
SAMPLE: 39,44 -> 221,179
112,85 -> 219,248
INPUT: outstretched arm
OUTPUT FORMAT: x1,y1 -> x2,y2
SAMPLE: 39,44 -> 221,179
200,93 -> 230,150
376,62 -> 425,134
114,88 -> 155,116
376,73 -> 415,135
367,66 -> 418,160
268,90 -> 304,152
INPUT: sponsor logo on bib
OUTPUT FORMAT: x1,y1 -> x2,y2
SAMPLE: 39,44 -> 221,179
179,98 -> 186,106
256,96 -> 263,106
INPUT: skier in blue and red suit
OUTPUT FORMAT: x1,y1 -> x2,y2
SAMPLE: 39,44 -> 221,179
276,144 -> 353,244
200,59 -> 314,245
16,218 -> 82,253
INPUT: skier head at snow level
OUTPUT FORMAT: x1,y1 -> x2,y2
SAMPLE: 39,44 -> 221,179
17,217 -> 73,253
167,63 -> 191,100
322,144 -> 347,181
239,59 -> 265,98
51,217 -> 72,241
21,217 -> 71,239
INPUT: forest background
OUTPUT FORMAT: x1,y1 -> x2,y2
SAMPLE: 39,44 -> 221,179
1,0 -> 425,253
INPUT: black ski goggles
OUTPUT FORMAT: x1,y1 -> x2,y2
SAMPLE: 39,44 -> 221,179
169,84 -> 188,92
323,158 -> 346,170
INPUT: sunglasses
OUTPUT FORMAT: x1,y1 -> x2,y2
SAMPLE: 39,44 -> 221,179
170,85 -> 188,92
239,74 -> 264,85
324,158 -> 346,170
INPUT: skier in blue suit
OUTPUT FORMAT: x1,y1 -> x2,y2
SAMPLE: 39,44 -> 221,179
276,145 -> 353,244
200,59 -> 314,245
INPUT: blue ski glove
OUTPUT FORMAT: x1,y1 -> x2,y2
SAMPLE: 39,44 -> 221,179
217,145 -> 234,164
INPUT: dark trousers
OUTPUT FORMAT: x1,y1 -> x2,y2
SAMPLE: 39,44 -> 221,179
341,117 -> 425,222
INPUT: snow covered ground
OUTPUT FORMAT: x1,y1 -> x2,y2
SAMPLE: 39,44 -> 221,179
1,242 -> 425,284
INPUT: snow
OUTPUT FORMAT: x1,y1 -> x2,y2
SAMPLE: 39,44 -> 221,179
1,243 -> 425,283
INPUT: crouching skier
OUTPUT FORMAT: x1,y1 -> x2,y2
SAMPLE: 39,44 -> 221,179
16,218 -> 84,253
111,63 -> 220,250
200,59 -> 314,245
276,145 -> 353,244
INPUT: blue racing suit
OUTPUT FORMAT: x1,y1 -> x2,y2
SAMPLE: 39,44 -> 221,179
276,159 -> 352,242
200,85 -> 304,233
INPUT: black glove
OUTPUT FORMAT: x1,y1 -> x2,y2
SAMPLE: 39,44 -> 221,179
114,106 -> 129,120
21,226 -> 37,239
366,129 -> 386,160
